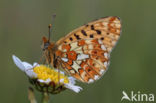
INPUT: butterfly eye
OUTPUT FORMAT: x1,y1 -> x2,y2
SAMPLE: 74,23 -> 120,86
43,42 -> 50,51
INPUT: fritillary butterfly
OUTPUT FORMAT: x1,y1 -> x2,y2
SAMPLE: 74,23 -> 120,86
42,16 -> 121,83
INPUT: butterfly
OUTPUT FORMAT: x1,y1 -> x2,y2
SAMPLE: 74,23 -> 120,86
42,16 -> 121,83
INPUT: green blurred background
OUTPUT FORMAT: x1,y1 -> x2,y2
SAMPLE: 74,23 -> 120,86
0,0 -> 156,103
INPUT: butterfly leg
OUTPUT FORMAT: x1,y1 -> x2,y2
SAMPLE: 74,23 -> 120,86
57,67 -> 60,85
54,57 -> 62,86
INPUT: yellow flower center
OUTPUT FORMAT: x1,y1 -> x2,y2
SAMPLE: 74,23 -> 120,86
33,65 -> 69,84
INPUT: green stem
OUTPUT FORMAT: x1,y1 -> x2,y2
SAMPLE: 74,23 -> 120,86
42,92 -> 49,103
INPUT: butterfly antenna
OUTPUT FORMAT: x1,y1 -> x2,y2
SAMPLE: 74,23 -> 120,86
48,14 -> 56,42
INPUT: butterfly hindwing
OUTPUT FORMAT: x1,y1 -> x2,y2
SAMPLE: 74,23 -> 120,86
56,39 -> 109,83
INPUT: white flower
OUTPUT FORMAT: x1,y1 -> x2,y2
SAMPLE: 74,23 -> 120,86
12,55 -> 82,93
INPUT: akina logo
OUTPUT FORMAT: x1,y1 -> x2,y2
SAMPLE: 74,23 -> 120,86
121,91 -> 154,102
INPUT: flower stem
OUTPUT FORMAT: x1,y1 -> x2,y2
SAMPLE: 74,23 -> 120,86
42,92 -> 49,103
28,87 -> 37,103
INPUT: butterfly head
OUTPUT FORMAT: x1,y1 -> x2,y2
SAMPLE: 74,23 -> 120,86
42,36 -> 55,51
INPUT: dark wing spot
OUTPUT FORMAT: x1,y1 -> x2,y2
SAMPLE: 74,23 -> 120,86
96,30 -> 101,34
85,24 -> 89,27
107,32 -> 109,35
69,37 -> 73,41
74,33 -> 81,40
64,41 -> 67,43
91,25 -> 95,30
96,57 -> 99,60
94,51 -> 97,54
88,69 -> 91,72
81,30 -> 87,36
100,37 -> 104,40
90,34 -> 94,38
92,63 -> 95,66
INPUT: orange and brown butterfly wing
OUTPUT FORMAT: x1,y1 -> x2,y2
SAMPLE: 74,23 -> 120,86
55,16 -> 121,83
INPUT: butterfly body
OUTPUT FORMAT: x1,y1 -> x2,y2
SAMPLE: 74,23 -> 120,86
42,16 -> 121,83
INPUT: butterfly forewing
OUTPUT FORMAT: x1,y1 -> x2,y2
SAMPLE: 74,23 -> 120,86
54,16 -> 121,83
56,16 -> 121,52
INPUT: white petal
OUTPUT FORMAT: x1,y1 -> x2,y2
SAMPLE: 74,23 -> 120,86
33,62 -> 39,67
25,69 -> 37,78
59,79 -> 64,83
64,84 -> 82,93
68,77 -> 76,85
12,55 -> 26,72
38,78 -> 51,84
22,62 -> 33,70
